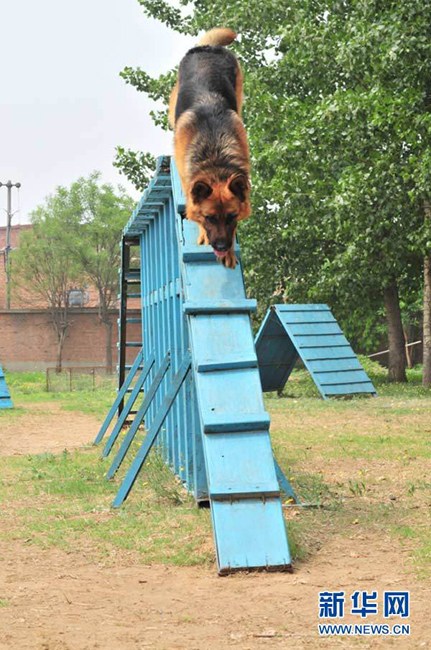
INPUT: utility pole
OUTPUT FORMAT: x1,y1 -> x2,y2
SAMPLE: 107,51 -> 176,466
0,180 -> 21,309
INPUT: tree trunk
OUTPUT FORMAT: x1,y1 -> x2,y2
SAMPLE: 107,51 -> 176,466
55,330 -> 66,374
423,201 -> 431,386
423,252 -> 431,385
104,318 -> 113,374
383,281 -> 407,382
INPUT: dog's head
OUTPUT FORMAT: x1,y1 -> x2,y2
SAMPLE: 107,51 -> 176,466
186,174 -> 251,259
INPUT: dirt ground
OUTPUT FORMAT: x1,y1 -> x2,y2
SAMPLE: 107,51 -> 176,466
0,403 -> 100,456
0,405 -> 430,649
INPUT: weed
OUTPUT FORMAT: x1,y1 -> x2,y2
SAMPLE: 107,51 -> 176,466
348,479 -> 367,497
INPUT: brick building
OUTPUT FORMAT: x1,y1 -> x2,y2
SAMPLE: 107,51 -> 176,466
0,225 -> 140,371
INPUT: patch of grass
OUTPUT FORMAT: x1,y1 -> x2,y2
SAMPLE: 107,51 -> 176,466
2,370 -> 116,418
393,524 -> 431,579
267,365 -> 431,576
0,446 -> 213,567
1,365 -> 430,576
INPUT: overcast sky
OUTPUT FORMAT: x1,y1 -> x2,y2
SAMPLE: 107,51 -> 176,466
0,0 -> 195,226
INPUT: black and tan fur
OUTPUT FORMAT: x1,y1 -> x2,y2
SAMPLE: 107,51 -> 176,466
169,28 -> 251,269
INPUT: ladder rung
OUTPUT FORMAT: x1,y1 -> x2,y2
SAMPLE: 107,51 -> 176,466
184,299 -> 257,315
126,387 -> 144,393
210,487 -> 280,500
117,292 -> 142,299
125,342 -> 142,347
197,358 -> 258,372
126,318 -> 142,323
202,412 -> 270,434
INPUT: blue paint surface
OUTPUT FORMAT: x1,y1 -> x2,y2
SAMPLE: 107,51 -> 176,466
0,365 -> 13,409
256,304 -> 377,399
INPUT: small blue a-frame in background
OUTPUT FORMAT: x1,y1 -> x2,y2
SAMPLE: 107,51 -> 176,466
0,364 -> 13,409
256,304 -> 376,399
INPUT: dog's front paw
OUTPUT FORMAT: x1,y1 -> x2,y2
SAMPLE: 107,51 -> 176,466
222,249 -> 237,269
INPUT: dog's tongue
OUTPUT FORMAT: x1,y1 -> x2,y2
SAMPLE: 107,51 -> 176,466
213,249 -> 227,259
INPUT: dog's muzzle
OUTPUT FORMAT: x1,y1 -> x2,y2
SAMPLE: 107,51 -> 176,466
212,241 -> 229,259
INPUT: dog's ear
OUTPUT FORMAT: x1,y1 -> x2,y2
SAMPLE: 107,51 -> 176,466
191,180 -> 213,203
228,175 -> 249,202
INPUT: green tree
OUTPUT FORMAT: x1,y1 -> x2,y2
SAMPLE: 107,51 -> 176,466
67,174 -> 135,373
116,0 -> 431,383
13,192 -> 80,372
13,176 -> 134,373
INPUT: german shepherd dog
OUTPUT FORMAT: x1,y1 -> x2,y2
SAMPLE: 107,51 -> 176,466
169,28 -> 251,269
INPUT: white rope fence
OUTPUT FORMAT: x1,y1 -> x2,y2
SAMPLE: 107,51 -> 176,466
368,340 -> 422,358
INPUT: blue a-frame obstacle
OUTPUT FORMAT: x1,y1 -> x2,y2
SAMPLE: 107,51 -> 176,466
256,304 -> 376,399
95,157 -> 294,574
0,365 -> 13,409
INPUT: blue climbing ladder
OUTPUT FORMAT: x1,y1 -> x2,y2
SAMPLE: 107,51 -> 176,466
0,365 -> 13,409
95,156 -> 292,574
256,304 -> 376,399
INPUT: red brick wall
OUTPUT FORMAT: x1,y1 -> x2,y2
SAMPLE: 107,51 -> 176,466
0,309 -> 141,371
0,224 -> 126,310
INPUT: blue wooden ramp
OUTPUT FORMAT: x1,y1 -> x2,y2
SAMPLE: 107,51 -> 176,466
255,304 -> 376,399
0,365 -> 13,409
95,157 -> 292,574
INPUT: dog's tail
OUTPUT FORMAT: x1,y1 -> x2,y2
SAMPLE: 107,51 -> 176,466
197,27 -> 236,47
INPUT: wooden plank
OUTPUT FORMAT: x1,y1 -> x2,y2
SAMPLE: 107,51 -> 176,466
274,459 -> 299,502
287,322 -> 343,336
0,366 -> 12,408
105,352 -> 170,477
316,369 -> 372,385
112,355 -> 191,507
0,385 -> 12,398
197,357 -> 258,372
184,299 -> 257,314
299,346 -> 356,360
196,368 -> 266,419
276,304 -> 330,312
102,353 -> 164,458
324,382 -> 376,395
307,358 -> 363,373
280,312 -> 337,325
0,397 -> 13,409
204,432 -> 279,499
190,313 -> 255,368
212,499 -> 291,574
202,412 -> 271,433
93,349 -> 145,445
296,333 -> 350,348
